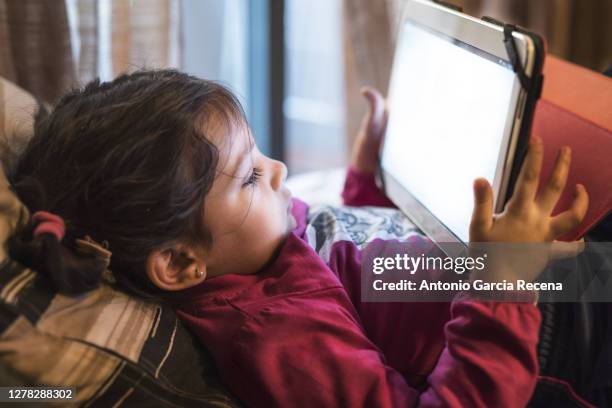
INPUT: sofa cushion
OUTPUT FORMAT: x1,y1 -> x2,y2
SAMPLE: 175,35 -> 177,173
0,77 -> 37,175
0,259 -> 240,407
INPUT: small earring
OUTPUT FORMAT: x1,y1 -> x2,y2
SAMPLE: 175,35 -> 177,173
195,266 -> 204,278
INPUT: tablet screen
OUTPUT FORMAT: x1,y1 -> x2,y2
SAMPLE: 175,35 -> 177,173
381,20 -> 517,242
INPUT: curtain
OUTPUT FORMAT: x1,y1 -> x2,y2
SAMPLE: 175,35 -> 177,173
473,0 -> 612,70
343,0 -> 612,148
76,0 -> 99,84
0,0 -> 74,104
108,0 -> 181,78
0,0 -> 181,104
343,0 -> 395,145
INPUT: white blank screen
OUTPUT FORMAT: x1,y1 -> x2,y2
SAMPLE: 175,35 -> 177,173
382,21 -> 516,242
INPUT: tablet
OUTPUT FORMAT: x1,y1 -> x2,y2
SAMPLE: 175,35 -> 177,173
380,0 -> 544,247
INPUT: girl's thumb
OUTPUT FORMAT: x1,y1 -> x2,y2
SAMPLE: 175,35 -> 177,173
361,87 -> 384,132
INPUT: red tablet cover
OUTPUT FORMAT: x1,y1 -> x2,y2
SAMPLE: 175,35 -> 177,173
534,56 -> 612,241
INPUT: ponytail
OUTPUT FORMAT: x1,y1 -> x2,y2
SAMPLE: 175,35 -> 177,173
8,177 -> 110,296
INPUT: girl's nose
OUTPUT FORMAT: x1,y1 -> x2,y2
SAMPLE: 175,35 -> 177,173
270,159 -> 288,191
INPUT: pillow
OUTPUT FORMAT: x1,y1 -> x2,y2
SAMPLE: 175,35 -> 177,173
0,77 -> 37,175
0,260 -> 240,407
0,259 -> 241,406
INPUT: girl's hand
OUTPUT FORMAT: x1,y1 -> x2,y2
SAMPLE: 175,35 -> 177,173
470,137 -> 588,243
469,137 -> 589,283
350,87 -> 388,175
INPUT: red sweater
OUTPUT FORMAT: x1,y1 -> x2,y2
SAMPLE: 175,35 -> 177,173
174,169 -> 541,407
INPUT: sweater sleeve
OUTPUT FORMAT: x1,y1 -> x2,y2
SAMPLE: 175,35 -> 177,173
341,167 -> 397,208
218,292 -> 540,408
420,299 -> 541,407
322,238 -> 541,407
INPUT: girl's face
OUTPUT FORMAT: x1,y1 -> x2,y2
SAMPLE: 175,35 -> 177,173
201,120 -> 296,278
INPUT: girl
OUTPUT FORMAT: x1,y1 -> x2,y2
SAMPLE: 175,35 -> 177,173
9,70 -> 588,407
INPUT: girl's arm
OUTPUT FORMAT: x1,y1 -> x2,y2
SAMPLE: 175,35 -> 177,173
341,166 -> 396,208
187,274 -> 540,408
323,235 -> 540,407
423,297 -> 541,406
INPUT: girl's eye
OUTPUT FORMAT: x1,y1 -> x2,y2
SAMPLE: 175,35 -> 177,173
242,167 -> 262,187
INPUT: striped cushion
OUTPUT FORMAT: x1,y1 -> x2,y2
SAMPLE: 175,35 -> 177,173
0,260 -> 240,407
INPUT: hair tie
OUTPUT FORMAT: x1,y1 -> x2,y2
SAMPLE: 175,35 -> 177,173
32,211 -> 66,241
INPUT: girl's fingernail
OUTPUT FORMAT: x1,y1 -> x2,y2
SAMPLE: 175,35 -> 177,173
574,184 -> 583,196
474,178 -> 485,191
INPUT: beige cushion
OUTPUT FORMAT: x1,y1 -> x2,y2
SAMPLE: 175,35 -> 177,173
0,77 -> 37,174
0,262 -> 239,407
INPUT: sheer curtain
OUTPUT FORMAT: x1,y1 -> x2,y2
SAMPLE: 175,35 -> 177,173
343,0 -> 394,149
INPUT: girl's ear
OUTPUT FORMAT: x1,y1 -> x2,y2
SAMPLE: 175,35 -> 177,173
146,246 -> 207,291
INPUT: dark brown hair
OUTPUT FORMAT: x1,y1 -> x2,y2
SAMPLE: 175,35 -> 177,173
9,69 -> 246,297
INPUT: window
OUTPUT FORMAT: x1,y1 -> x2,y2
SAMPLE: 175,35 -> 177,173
284,0 -> 346,175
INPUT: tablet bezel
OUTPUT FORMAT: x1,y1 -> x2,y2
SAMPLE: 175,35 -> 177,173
380,0 -> 539,247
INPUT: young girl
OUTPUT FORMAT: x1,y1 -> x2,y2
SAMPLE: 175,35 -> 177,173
9,70 -> 588,407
